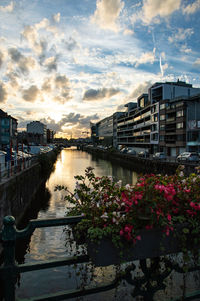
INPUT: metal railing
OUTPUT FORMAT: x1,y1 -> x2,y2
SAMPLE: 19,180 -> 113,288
0,215 -> 120,301
0,156 -> 38,182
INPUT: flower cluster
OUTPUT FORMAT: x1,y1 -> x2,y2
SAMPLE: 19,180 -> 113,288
57,166 -> 200,246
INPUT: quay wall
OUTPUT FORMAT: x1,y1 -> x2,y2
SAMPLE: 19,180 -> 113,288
0,149 -> 59,230
0,163 -> 42,229
83,147 -> 196,176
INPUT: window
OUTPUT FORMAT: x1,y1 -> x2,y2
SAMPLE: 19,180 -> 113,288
160,124 -> 165,130
176,110 -> 184,117
160,135 -> 165,141
153,114 -> 158,122
176,122 -> 184,129
160,115 -> 165,121
160,103 -> 165,110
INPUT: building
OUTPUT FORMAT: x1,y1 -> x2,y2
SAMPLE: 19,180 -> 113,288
90,80 -> 200,154
94,115 -> 114,146
117,94 -> 152,152
0,109 -> 17,150
27,121 -> 47,144
47,129 -> 54,143
159,93 -> 200,155
90,113 -> 125,147
116,80 -> 200,153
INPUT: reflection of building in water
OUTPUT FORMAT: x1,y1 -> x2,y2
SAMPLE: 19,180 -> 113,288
112,164 -> 137,185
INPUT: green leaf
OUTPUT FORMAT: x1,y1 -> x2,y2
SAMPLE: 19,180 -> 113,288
182,228 -> 189,234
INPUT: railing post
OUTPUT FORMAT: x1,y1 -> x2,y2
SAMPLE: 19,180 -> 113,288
2,216 -> 17,301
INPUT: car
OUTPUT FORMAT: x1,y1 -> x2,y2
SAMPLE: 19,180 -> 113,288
126,149 -> 137,155
120,147 -> 128,153
177,152 -> 199,163
153,152 -> 166,160
138,150 -> 149,158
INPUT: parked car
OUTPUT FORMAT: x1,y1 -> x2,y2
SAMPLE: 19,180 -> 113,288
153,152 -> 166,160
120,147 -> 128,154
126,149 -> 137,155
138,150 -> 149,158
177,152 -> 199,163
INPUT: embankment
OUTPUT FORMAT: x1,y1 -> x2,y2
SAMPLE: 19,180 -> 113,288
0,149 -> 59,229
83,147 -> 197,176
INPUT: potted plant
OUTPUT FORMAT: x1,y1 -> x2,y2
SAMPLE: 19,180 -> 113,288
55,166 -> 200,266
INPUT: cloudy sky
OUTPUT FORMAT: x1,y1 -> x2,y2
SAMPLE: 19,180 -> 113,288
0,0 -> 200,138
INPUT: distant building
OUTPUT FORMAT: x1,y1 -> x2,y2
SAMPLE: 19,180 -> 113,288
0,109 -> 17,150
27,121 -> 47,144
47,129 -> 54,143
91,112 -> 125,147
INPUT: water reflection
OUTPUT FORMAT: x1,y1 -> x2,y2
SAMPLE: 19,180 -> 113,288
15,149 -> 138,299
14,149 -> 200,300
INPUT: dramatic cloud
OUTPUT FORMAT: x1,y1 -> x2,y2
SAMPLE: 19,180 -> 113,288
0,50 -> 4,68
0,1 -> 14,12
91,0 -> 124,32
65,37 -> 78,51
41,78 -> 52,93
168,28 -> 194,43
52,13 -> 60,23
41,74 -> 72,103
132,0 -> 181,25
43,56 -> 57,72
83,87 -> 120,101
8,47 -> 36,74
0,81 -> 7,103
54,75 -> 72,102
180,45 -> 192,54
127,81 -> 152,101
182,0 -> 200,15
21,25 -> 48,56
22,85 -> 40,102
40,113 -> 99,132
6,72 -> 19,90
135,48 -> 156,67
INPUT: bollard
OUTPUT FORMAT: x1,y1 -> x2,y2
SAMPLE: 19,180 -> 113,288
2,216 -> 17,301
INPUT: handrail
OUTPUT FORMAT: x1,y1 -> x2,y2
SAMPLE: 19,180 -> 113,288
0,215 -> 120,301
1,215 -> 200,300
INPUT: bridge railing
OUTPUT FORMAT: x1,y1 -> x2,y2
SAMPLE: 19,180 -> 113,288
0,215 -> 120,301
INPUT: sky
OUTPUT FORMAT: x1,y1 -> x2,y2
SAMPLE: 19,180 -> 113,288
0,0 -> 200,138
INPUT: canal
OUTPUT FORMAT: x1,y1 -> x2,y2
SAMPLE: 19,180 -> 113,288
10,148 -> 200,300
15,148 -> 138,300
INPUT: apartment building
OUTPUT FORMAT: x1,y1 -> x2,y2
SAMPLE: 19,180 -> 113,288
117,95 -> 152,152
117,80 -> 200,153
0,109 -> 17,150
90,80 -> 200,154
91,113 -> 125,146
159,94 -> 200,156
27,121 -> 47,144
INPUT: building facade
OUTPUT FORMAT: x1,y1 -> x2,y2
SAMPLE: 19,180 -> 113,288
0,109 -> 17,150
159,94 -> 200,155
90,80 -> 200,155
27,121 -> 47,144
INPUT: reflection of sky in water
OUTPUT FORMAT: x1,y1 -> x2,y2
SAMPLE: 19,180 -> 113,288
15,149 -> 200,300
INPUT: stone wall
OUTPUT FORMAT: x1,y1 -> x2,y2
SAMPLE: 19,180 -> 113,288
83,147 -> 196,176
0,163 -> 43,229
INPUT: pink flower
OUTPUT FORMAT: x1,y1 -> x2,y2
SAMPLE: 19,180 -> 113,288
136,235 -> 141,241
167,214 -> 172,222
145,225 -> 153,230
120,229 -> 124,236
